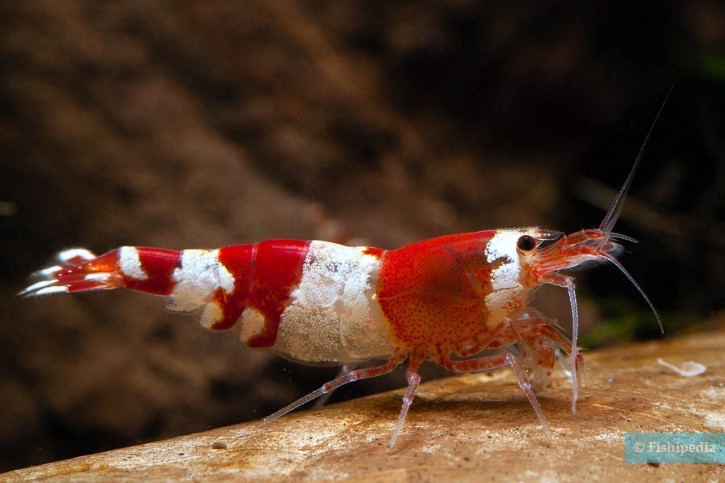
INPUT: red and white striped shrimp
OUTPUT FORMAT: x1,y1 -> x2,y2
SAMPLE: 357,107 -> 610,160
20,96 -> 669,448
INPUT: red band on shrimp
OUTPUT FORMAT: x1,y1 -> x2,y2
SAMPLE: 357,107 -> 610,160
245,240 -> 309,347
213,240 -> 310,346
125,248 -> 181,295
211,244 -> 255,330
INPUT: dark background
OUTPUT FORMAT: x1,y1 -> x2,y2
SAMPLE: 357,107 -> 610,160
1,0 -> 722,472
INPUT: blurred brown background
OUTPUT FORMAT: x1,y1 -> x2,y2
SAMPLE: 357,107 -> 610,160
0,0 -> 722,472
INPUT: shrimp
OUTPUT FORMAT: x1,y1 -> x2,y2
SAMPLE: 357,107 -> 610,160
20,92 -> 670,448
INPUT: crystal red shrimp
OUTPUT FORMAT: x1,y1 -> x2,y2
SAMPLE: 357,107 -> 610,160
20,94 -> 669,448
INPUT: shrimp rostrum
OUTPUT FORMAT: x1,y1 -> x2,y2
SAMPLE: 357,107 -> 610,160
21,103 -> 667,448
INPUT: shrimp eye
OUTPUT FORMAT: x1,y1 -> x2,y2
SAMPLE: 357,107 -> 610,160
517,235 -> 536,252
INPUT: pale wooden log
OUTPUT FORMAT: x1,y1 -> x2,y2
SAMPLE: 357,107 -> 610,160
3,328 -> 723,481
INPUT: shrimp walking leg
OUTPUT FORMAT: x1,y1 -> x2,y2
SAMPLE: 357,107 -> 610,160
506,317 -> 585,389
259,349 -> 408,428
313,363 -> 360,408
389,352 -> 425,448
438,351 -> 552,437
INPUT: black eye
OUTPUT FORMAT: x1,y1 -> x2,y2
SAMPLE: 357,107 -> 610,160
517,235 -> 536,252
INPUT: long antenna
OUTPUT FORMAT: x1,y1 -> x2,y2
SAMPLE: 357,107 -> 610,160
599,82 -> 675,234
604,253 -> 664,334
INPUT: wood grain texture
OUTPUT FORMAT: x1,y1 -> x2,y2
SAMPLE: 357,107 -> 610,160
3,327 -> 723,481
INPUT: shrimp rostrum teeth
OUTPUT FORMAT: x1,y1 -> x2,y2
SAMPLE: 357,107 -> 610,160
20,94 -> 669,448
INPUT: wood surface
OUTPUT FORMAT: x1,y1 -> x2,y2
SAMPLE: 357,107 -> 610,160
3,327 -> 723,481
